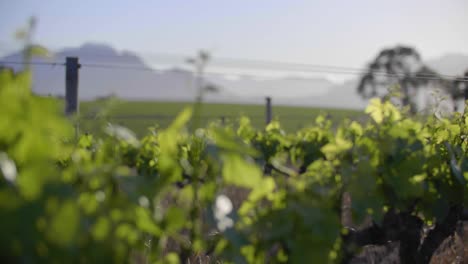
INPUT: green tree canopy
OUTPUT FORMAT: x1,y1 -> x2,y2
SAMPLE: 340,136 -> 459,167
357,45 -> 441,113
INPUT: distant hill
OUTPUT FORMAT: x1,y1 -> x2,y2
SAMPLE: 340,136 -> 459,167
1,43 -> 467,109
426,53 -> 468,76
208,75 -> 335,100
288,53 -> 468,110
2,43 -> 197,100
285,79 -> 367,109
1,43 -> 336,104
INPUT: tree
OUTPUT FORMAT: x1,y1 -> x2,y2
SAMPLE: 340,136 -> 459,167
357,46 -> 440,113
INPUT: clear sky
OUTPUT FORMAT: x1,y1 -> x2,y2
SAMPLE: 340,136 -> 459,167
1,0 -> 467,69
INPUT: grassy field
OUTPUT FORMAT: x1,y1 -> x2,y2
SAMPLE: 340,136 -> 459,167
79,100 -> 364,137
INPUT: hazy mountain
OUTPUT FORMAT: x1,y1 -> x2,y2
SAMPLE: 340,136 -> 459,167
1,43 -> 467,109
283,79 -> 367,109
2,43 -> 197,100
286,53 -> 468,110
426,53 -> 468,76
208,75 -> 334,99
1,43 -> 337,105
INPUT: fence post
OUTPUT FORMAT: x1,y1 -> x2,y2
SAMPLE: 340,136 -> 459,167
65,57 -> 80,115
265,97 -> 272,125
464,82 -> 468,102
451,80 -> 458,112
463,71 -> 468,112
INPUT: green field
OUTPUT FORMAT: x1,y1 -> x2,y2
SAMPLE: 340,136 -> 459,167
80,100 -> 364,137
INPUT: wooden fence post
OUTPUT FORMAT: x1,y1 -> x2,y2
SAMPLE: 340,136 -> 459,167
65,57 -> 80,115
465,71 -> 468,101
265,97 -> 272,125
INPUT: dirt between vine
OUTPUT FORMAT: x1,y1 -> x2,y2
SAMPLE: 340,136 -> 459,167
349,222 -> 467,263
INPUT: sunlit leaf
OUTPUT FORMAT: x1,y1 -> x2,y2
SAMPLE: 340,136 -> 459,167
222,153 -> 262,188
365,98 -> 384,124
28,44 -> 50,58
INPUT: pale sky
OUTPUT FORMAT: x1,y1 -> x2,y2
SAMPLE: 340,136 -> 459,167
1,0 -> 467,70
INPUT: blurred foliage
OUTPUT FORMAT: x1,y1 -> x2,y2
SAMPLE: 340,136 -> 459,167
14,17 -> 51,66
1,65 -> 468,263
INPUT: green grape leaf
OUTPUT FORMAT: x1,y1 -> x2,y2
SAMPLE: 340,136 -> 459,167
47,200 -> 79,245
222,153 -> 262,188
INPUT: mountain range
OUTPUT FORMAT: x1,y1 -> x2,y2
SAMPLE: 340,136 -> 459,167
2,43 -> 467,109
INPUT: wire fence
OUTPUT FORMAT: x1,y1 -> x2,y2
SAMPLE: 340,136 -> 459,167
1,54 -> 467,123
1,57 -> 468,82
